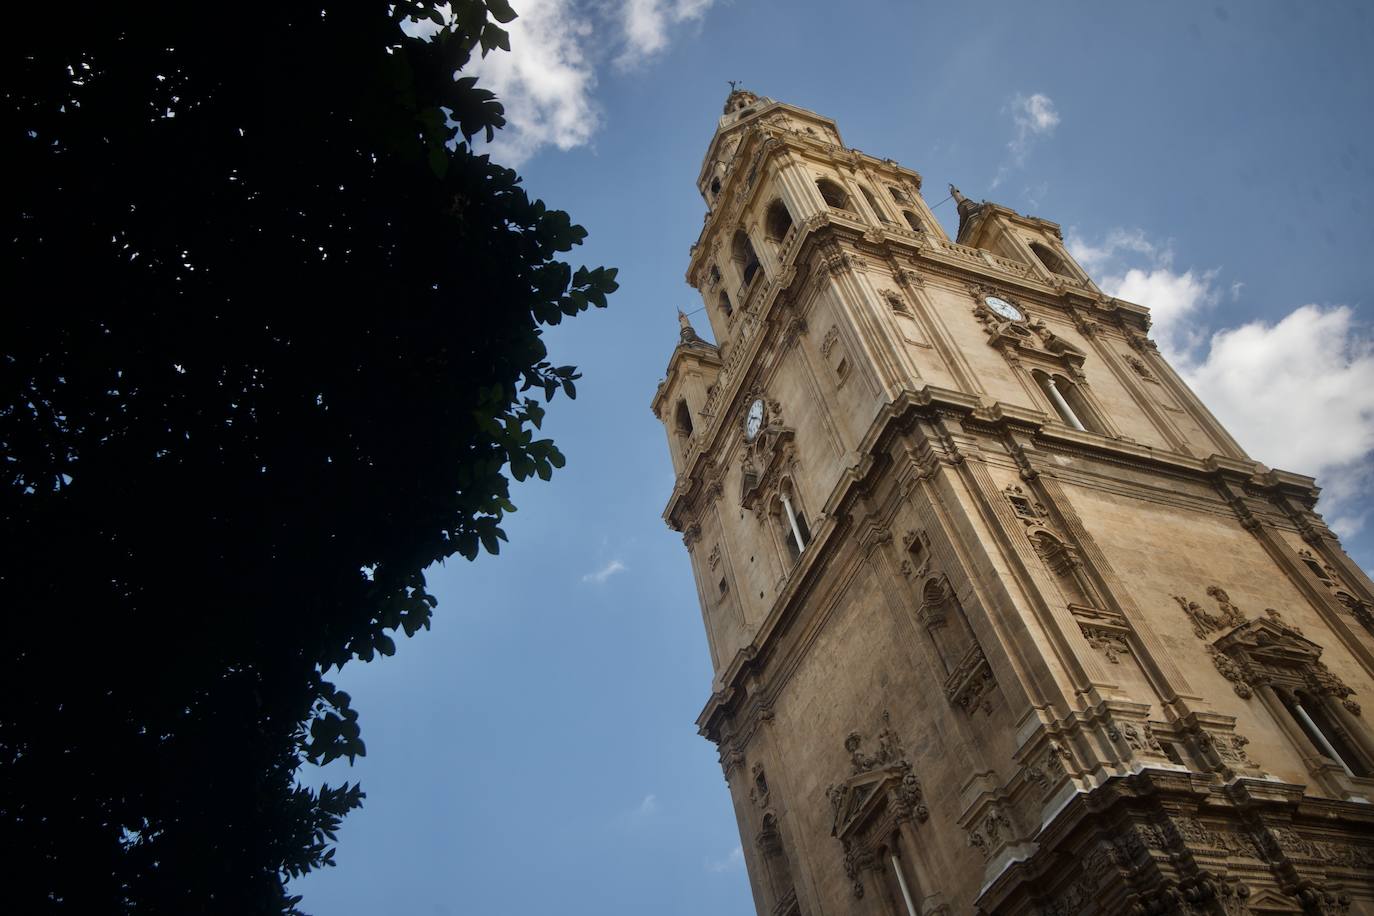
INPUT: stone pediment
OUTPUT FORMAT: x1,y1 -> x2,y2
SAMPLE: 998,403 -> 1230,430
824,714 -> 928,843
828,768 -> 892,839
1213,617 -> 1323,669
1202,610 -> 1361,713
1244,886 -> 1303,914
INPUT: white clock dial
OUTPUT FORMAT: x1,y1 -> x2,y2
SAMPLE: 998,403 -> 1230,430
745,398 -> 766,441
984,295 -> 1022,321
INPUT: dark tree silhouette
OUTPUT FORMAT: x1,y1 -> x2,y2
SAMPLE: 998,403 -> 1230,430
0,2 -> 616,912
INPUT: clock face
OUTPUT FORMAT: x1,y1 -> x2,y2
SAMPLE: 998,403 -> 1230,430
984,296 -> 1022,321
745,398 -> 766,441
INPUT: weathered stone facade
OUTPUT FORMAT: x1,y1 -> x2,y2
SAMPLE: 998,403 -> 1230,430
651,89 -> 1374,916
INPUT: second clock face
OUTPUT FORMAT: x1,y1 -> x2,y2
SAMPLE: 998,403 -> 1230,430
745,398 -> 766,441
984,296 -> 1022,321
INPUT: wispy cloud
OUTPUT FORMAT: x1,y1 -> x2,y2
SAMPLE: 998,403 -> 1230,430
1022,181 -> 1049,210
615,0 -> 716,69
992,92 -> 1060,189
706,844 -> 744,873
582,558 -> 627,584
613,791 -> 662,829
458,0 -> 717,165
1010,93 -> 1060,156
1068,229 -> 1374,536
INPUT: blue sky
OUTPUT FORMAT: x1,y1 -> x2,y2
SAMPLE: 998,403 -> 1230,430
293,2 -> 1374,912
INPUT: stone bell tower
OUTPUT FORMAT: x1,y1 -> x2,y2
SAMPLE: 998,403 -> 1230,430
650,88 -> 1374,916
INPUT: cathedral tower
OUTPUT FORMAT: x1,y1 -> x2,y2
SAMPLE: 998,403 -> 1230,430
651,89 -> 1374,916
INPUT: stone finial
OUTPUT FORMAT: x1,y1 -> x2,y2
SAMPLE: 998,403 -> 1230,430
678,308 -> 700,343
949,184 -> 984,238
950,184 -> 981,218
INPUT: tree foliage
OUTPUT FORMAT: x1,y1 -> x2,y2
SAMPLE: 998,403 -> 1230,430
0,3 -> 616,911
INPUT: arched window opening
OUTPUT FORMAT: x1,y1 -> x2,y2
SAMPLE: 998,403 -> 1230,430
764,199 -> 794,242
1030,242 -> 1072,277
1281,689 -> 1372,778
777,484 -> 812,562
889,185 -> 912,204
710,177 -> 721,197
732,229 -> 760,285
708,264 -> 722,286
1034,370 -> 1096,433
718,290 -> 733,318
861,185 -> 891,223
902,210 -> 923,233
1059,379 -> 1100,433
674,399 -> 694,437
817,177 -> 850,211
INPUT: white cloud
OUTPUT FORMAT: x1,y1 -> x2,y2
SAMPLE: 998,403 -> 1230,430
1068,229 -> 1374,535
449,0 -> 715,165
1111,264 -> 1219,356
1067,229 -> 1215,354
706,844 -> 745,873
992,93 -> 1060,189
466,0 -> 601,166
1011,93 -> 1060,152
1069,227 -> 1168,275
582,558 -> 627,584
615,0 -> 715,69
1187,306 -> 1374,536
